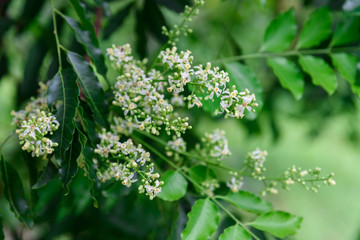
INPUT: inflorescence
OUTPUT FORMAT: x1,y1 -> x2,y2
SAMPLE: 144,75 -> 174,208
106,43 -> 257,138
11,83 -> 59,158
94,129 -> 163,200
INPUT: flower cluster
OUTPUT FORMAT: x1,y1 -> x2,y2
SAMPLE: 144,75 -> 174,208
106,42 -> 257,138
165,136 -> 187,161
197,129 -> 231,161
11,83 -> 59,158
106,44 -> 191,137
159,47 -> 258,119
244,148 -> 268,180
94,129 -> 163,200
239,149 -> 336,195
15,110 -> 59,158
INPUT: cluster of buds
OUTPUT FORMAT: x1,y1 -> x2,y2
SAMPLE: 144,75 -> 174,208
158,47 -> 258,119
197,129 -> 231,161
161,0 -> 204,45
201,178 -> 220,196
11,82 -> 48,125
280,166 -> 336,193
15,110 -> 59,158
94,129 -> 163,200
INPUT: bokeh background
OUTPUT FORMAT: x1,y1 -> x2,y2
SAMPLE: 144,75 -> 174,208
1,0 -> 360,239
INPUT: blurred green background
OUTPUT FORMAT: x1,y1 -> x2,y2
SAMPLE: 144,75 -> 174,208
1,0 -> 360,239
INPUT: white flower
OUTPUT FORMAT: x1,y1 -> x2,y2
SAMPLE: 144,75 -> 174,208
227,177 -> 243,192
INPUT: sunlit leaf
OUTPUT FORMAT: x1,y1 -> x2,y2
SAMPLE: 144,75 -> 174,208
62,14 -> 107,77
261,8 -> 297,52
0,155 -> 33,228
181,199 -> 219,240
267,57 -> 304,100
158,170 -> 188,201
219,225 -> 251,240
67,51 -> 109,128
298,55 -> 337,95
297,7 -> 332,49
47,69 -> 79,166
330,16 -> 360,47
331,53 -> 358,85
248,211 -> 303,238
219,190 -> 273,214
331,53 -> 360,97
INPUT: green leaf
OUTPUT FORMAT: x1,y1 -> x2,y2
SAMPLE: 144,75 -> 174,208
225,62 -> 263,119
331,53 -> 360,97
67,51 -> 109,128
267,57 -> 304,100
68,0 -> 98,45
220,190 -> 273,214
0,155 -> 33,228
261,8 -> 297,52
47,69 -> 79,166
188,165 -> 216,193
78,128 -> 100,207
219,225 -> 251,240
32,161 -> 58,189
297,7 -> 332,49
181,199 -> 220,240
103,2 -> 134,39
331,16 -> 360,47
157,170 -> 188,201
62,14 -> 107,78
0,214 -> 4,240
248,211 -> 303,238
77,103 -> 99,147
59,129 -> 83,194
298,55 -> 337,95
331,53 -> 358,85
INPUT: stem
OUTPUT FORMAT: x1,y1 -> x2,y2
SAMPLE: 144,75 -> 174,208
213,46 -> 360,63
132,134 -> 259,240
51,0 -> 62,71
